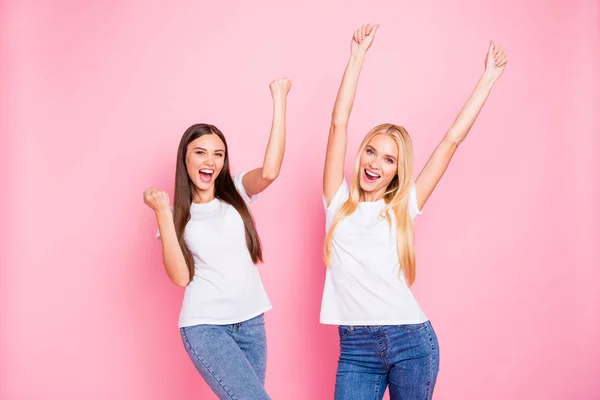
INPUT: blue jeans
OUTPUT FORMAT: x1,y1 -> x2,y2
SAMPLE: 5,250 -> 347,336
335,321 -> 440,400
180,314 -> 270,400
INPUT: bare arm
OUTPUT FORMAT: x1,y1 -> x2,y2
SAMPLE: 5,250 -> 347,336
324,24 -> 379,206
243,78 -> 292,197
144,188 -> 190,287
416,41 -> 508,209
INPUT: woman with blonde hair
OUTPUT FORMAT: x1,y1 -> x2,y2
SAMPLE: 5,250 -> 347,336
322,24 -> 507,399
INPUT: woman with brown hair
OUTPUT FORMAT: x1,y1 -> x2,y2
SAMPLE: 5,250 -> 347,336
143,78 -> 291,400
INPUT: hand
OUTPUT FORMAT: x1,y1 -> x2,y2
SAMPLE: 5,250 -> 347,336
143,187 -> 170,213
351,23 -> 379,56
269,77 -> 292,99
484,41 -> 508,81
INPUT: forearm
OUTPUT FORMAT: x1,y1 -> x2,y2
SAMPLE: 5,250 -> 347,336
261,96 -> 287,181
332,52 -> 366,126
446,71 -> 498,146
156,209 -> 190,287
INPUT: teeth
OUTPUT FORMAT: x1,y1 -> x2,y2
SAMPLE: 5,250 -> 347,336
365,170 -> 379,178
200,169 -> 214,174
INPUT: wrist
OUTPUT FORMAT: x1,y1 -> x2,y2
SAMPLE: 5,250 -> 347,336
272,94 -> 287,102
349,50 -> 366,63
155,207 -> 172,218
482,69 -> 498,85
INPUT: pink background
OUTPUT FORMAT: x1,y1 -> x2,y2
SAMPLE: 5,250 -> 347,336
2,1 -> 599,399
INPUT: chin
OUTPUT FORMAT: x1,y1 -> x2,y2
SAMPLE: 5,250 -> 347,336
193,180 -> 214,192
359,181 -> 375,193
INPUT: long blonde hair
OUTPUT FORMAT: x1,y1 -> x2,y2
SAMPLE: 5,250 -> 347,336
324,123 -> 418,286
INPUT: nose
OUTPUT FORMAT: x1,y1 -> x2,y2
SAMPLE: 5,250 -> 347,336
204,156 -> 215,167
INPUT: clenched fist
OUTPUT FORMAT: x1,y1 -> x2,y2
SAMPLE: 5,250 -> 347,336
143,187 -> 170,213
351,23 -> 379,55
484,41 -> 508,81
269,77 -> 292,99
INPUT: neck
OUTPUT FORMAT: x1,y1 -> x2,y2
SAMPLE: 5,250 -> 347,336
192,186 -> 215,204
360,188 -> 386,202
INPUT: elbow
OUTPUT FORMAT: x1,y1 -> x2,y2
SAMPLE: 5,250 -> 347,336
261,169 -> 279,182
330,117 -> 348,128
445,133 -> 465,148
164,261 -> 190,287
172,277 -> 190,287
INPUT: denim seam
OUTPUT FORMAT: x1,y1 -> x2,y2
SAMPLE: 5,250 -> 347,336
181,328 -> 237,400
424,324 -> 436,399
374,373 -> 384,400
375,328 -> 389,370
340,326 -> 354,340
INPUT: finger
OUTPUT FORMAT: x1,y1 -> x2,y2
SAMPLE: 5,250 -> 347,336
370,24 -> 380,38
360,24 -> 367,40
487,41 -> 495,58
495,49 -> 506,64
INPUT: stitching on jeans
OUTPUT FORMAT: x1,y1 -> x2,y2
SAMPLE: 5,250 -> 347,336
374,374 -> 383,400
377,329 -> 389,370
424,323 -> 436,399
181,328 -> 237,400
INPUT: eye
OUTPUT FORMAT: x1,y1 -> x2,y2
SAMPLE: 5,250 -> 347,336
195,151 -> 205,155
216,153 -> 224,158
366,148 -> 375,155
385,157 -> 395,164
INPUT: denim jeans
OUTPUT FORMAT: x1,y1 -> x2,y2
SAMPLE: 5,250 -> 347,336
180,314 -> 270,400
335,321 -> 440,400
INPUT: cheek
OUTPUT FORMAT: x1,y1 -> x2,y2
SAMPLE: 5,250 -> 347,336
359,153 -> 370,166
185,156 -> 197,169
382,163 -> 397,179
216,158 -> 225,172
185,154 -> 203,175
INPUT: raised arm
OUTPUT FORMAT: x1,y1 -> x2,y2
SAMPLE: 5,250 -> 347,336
323,23 -> 379,206
143,188 -> 190,287
415,41 -> 508,209
242,78 -> 292,197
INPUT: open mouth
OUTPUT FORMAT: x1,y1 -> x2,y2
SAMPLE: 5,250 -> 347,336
199,168 -> 215,183
363,168 -> 381,183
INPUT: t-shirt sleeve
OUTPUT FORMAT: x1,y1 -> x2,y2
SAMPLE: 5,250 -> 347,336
234,171 -> 258,205
324,179 -> 350,212
408,183 -> 422,221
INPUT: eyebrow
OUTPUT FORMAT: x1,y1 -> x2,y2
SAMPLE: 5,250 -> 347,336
193,147 -> 225,153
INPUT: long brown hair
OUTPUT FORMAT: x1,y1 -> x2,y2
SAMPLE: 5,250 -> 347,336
173,123 -> 263,281
324,124 -> 418,286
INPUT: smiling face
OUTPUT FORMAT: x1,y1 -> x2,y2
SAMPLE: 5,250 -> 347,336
358,133 -> 400,199
185,133 -> 226,196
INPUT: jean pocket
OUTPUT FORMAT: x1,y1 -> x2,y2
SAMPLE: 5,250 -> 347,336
338,325 -> 355,340
399,322 -> 427,331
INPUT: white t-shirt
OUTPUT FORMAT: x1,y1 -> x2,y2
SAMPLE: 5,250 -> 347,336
158,172 -> 272,327
320,179 -> 428,325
